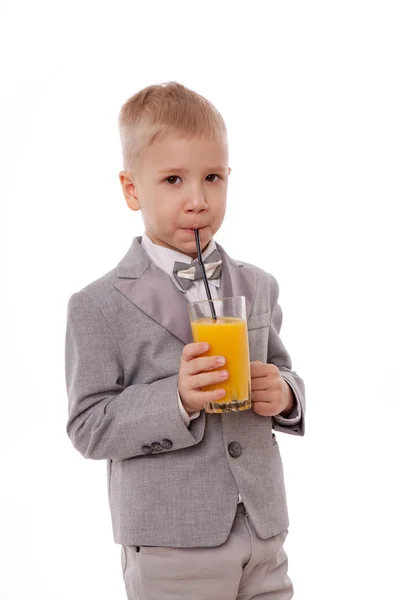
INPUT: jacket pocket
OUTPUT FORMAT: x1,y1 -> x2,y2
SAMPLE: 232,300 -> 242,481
247,312 -> 269,362
247,312 -> 269,331
138,546 -> 176,554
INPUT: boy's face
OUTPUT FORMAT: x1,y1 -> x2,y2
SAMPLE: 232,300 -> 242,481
119,133 -> 231,259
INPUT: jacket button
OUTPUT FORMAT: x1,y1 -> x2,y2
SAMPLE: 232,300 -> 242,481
228,441 -> 242,458
141,445 -> 153,455
160,439 -> 173,449
151,442 -> 163,453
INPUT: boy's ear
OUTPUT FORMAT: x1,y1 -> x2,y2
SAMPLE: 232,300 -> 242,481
119,171 -> 140,211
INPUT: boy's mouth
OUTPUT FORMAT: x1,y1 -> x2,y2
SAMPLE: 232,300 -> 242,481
181,225 -> 207,234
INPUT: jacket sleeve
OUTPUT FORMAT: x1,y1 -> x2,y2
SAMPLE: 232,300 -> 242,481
65,291 -> 205,460
267,276 -> 306,436
177,390 -> 201,426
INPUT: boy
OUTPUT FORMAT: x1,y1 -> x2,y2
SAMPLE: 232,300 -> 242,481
65,81 -> 305,599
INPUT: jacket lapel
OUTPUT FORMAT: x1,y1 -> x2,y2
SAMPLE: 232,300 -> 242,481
114,237 -> 257,345
216,242 -> 256,319
114,237 -> 193,344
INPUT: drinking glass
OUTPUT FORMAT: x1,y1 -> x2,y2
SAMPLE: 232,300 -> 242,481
188,296 -> 251,413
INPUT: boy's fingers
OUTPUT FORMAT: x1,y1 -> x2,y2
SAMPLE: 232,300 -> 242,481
200,389 -> 226,404
251,401 -> 274,416
190,342 -> 210,359
188,356 -> 225,375
189,370 -> 229,391
250,377 -> 268,391
181,342 -> 209,362
250,360 -> 267,377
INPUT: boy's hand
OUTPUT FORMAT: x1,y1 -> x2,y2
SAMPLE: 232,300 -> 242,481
178,342 -> 228,415
250,360 -> 295,417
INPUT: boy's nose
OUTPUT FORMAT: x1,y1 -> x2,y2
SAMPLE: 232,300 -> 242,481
184,194 -> 208,212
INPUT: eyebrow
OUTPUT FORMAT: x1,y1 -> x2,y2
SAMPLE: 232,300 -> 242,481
158,166 -> 227,174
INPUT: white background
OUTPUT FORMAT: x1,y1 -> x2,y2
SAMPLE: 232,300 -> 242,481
2,1 -> 399,598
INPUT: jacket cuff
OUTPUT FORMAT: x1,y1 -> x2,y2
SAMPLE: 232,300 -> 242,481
272,375 -> 304,435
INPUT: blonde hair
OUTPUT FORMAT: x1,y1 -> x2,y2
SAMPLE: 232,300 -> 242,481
118,81 -> 228,175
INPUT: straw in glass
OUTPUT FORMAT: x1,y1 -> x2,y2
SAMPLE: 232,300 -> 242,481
194,229 -> 217,321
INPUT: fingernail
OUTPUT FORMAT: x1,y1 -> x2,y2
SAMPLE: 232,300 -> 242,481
216,357 -> 225,366
201,343 -> 209,351
220,370 -> 228,378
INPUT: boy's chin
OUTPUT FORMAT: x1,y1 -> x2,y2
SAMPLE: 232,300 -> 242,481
178,227 -> 211,244
179,233 -> 212,252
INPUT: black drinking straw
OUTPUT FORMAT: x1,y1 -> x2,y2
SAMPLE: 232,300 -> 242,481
194,229 -> 217,321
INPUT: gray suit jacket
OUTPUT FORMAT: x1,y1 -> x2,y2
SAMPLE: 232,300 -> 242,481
65,236 -> 305,547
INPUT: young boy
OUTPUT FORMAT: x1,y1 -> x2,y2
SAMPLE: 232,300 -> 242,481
65,81 -> 305,600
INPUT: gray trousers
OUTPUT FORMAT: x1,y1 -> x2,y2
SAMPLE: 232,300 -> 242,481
121,503 -> 293,600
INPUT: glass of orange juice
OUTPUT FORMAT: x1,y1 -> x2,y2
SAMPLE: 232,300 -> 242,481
188,296 -> 251,414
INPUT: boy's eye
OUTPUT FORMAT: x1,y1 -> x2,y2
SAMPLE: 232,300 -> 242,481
165,175 -> 181,185
206,174 -> 220,183
165,174 -> 220,185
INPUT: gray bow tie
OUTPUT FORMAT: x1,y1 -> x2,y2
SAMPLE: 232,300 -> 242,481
172,248 -> 222,290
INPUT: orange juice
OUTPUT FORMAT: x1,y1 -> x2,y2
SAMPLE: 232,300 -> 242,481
191,317 -> 251,409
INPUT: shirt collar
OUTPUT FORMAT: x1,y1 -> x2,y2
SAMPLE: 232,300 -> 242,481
140,232 -> 220,288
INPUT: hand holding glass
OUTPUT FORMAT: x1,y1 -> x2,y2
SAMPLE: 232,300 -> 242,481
188,296 -> 251,413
